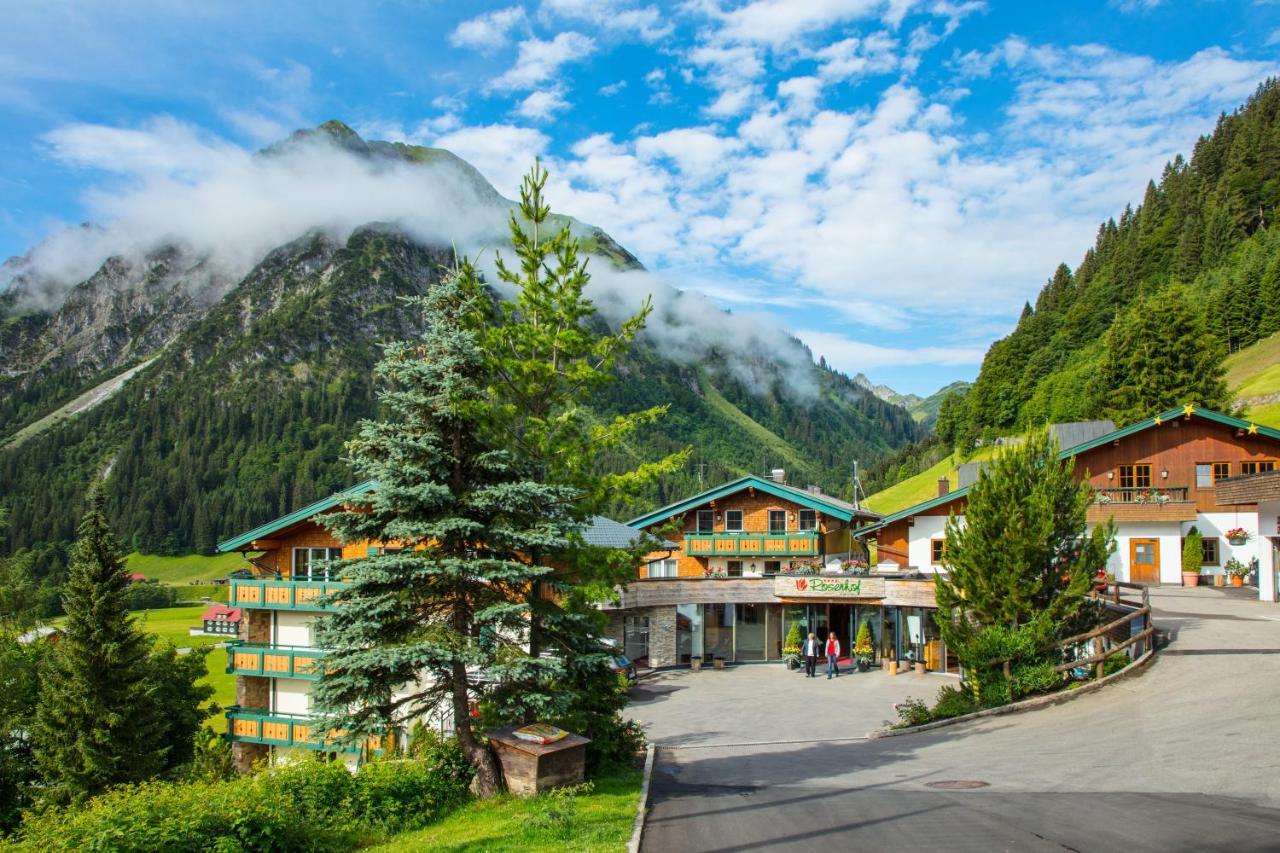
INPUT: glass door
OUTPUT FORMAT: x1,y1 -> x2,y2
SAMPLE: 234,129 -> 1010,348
624,616 -> 649,668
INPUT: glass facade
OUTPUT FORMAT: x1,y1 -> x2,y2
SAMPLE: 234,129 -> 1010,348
676,604 -> 703,664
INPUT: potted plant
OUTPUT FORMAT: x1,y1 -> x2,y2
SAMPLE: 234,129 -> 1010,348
1225,527 -> 1251,546
1182,527 -> 1203,587
853,622 -> 874,672
782,622 -> 803,670
1224,557 -> 1249,587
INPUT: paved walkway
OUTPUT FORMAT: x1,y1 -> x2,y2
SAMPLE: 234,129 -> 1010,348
639,587 -> 1280,851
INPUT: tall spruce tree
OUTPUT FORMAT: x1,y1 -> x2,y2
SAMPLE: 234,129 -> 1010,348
312,269 -> 579,795
1089,285 -> 1229,425
32,488 -> 164,804
934,432 -> 1114,684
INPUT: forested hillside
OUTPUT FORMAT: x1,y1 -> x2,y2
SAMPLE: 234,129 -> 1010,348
939,79 -> 1280,447
0,124 -> 920,585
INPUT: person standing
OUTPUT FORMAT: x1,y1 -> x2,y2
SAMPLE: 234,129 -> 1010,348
802,632 -> 820,678
826,631 -> 841,679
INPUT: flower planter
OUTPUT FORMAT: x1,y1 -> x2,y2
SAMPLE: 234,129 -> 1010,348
690,657 -> 702,672
1182,572 -> 1200,587
713,658 -> 725,670
913,662 -> 926,675
1231,576 -> 1245,587
1228,536 -> 1249,546
1214,575 -> 1225,588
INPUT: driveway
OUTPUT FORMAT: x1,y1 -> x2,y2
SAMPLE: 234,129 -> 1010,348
638,587 -> 1280,852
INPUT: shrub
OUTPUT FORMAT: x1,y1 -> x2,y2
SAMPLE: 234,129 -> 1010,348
1182,528 -> 1203,574
932,684 -> 978,719
1102,653 -> 1129,677
9,746 -> 473,851
893,697 -> 931,727
126,581 -> 179,611
782,621 -> 803,656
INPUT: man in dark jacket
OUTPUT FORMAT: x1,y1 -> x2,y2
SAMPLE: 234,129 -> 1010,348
802,632 -> 820,677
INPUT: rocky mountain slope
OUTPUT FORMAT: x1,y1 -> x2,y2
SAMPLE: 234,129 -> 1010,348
0,122 -> 921,574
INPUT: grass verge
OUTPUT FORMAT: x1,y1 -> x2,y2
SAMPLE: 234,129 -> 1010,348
368,767 -> 643,853
124,551 -> 248,584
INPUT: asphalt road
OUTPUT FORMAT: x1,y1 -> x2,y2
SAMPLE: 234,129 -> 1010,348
639,587 -> 1280,852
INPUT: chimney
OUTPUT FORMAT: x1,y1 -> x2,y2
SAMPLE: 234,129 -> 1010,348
807,484 -> 822,495
937,477 -> 950,497
771,468 -> 786,484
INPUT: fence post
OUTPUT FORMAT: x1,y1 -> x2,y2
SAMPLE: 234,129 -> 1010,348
1094,637 -> 1105,680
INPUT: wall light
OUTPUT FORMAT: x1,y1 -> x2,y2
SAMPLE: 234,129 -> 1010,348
1161,469 -> 1169,479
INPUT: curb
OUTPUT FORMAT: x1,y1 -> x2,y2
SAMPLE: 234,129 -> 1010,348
866,648 -> 1157,739
627,743 -> 657,853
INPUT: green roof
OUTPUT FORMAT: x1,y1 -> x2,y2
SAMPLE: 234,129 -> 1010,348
855,405 -> 1280,536
217,480 -> 378,553
627,474 -> 879,529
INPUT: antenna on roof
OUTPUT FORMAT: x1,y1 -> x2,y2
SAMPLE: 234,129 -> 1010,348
851,461 -> 864,510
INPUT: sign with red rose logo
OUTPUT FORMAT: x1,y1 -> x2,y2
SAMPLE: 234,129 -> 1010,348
773,575 -> 886,599
795,578 -> 808,591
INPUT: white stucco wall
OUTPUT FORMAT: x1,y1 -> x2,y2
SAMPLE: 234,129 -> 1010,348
1102,521 -> 1182,584
273,611 -> 314,647
908,515 -> 951,573
1255,502 -> 1278,603
271,677 -> 312,715
1189,512 -> 1261,576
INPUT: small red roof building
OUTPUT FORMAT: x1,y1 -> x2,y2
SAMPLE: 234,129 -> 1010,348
126,573 -> 147,583
201,605 -> 243,623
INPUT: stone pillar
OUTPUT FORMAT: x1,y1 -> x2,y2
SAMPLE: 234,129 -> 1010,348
231,674 -> 272,775
648,606 -> 678,668
232,741 -> 269,775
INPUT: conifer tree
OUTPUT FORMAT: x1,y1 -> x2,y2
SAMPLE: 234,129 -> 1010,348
1089,285 -> 1229,425
32,488 -> 164,804
934,432 -> 1113,647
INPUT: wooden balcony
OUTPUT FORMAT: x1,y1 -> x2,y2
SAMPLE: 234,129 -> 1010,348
1087,487 -> 1198,523
225,706 -> 384,754
683,531 -> 820,557
226,642 -> 325,680
229,578 -> 348,611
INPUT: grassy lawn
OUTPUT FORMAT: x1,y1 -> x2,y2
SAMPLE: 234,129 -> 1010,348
124,551 -> 248,584
864,445 -> 999,516
370,768 -> 643,853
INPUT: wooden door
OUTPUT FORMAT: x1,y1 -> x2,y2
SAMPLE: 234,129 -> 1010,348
1130,539 -> 1160,584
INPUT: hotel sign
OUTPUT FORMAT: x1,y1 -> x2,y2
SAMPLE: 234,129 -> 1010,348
773,575 -> 886,600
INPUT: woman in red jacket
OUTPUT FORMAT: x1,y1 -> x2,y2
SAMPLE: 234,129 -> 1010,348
825,632 -> 841,679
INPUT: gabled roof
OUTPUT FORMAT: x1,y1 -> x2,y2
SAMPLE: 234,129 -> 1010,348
857,405 -> 1280,536
581,516 -> 649,549
216,479 -> 378,553
202,605 -> 242,621
627,474 -> 880,529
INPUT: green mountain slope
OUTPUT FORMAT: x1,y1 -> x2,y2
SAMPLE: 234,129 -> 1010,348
0,124 -> 921,579
953,79 -> 1280,438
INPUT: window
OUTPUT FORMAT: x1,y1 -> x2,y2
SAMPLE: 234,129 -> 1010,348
292,547 -> 342,581
764,560 -> 781,574
1241,461 -> 1276,476
798,510 -> 817,531
696,510 -> 714,532
1118,464 -> 1151,490
1196,463 -> 1213,489
930,539 -> 946,565
1201,537 -> 1220,566
646,558 -> 678,578
1214,462 -> 1231,482
725,510 -> 744,532
726,560 -> 743,577
768,510 -> 787,533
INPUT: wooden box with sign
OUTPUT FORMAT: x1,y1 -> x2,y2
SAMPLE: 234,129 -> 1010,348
487,724 -> 591,796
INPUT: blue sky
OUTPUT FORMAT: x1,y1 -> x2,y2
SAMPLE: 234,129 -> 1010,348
2,1 -> 1278,395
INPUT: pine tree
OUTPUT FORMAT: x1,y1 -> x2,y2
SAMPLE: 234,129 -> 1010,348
934,431 -> 1113,641
1090,285 -> 1229,425
32,488 -> 165,804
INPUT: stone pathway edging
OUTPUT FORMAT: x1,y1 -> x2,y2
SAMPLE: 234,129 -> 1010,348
626,742 -> 657,853
866,649 -> 1156,739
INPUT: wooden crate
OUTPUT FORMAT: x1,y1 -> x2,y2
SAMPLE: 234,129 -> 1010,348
487,726 -> 591,796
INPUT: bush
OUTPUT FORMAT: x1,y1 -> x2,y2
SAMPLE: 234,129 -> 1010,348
9,746 -> 473,851
126,580 -> 179,611
1102,653 -> 1130,677
932,684 -> 978,719
893,697 -> 931,727
1182,527 -> 1203,574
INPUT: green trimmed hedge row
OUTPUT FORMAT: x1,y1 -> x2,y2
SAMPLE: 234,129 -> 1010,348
7,751 -> 473,852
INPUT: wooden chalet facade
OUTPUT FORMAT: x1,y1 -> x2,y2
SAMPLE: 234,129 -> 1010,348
859,406 -> 1280,602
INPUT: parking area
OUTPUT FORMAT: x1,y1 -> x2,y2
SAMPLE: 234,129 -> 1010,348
627,662 -> 954,747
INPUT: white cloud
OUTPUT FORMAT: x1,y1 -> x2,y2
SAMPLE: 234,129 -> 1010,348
516,88 -> 572,120
540,0 -> 673,41
432,123 -> 551,193
1109,0 -> 1162,12
489,31 -> 597,92
599,79 -> 627,96
795,329 -> 987,370
450,6 -> 528,51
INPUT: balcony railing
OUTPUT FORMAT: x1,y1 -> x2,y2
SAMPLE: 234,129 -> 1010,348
225,706 -> 383,754
229,578 -> 348,611
226,642 -> 325,680
1093,487 -> 1190,504
683,531 -> 820,557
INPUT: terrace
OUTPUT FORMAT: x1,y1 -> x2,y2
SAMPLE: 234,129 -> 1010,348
228,577 -> 348,611
225,706 -> 383,754
226,642 -> 325,679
